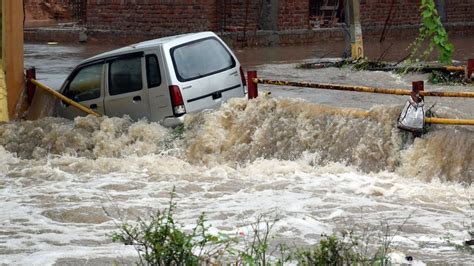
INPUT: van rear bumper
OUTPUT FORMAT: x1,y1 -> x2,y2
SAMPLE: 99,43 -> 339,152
162,115 -> 186,127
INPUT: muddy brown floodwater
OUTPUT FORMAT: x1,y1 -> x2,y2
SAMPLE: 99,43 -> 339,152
0,36 -> 472,265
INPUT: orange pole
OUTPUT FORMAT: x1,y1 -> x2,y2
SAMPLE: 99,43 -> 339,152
2,1 -> 24,120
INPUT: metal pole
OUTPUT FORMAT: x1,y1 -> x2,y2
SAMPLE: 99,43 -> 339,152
29,78 -> 101,117
247,71 -> 258,99
425,117 -> 474,126
254,78 -> 474,98
466,59 -> 474,80
348,0 -> 364,60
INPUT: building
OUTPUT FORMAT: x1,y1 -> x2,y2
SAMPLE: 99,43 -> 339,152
24,0 -> 474,46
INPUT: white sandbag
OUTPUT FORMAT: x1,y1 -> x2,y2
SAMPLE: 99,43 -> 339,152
398,97 -> 425,132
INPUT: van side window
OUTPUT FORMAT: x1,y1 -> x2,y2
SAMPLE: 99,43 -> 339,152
109,56 -> 143,95
146,54 -> 161,88
171,37 -> 235,82
66,63 -> 102,102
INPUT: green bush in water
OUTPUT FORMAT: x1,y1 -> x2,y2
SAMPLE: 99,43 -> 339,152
111,187 -> 224,265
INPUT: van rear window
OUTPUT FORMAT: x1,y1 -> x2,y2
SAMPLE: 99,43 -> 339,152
171,37 -> 235,82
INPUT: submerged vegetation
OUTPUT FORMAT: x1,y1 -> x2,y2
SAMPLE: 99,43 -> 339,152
107,188 -> 473,265
110,188 -> 223,265
296,58 -> 471,85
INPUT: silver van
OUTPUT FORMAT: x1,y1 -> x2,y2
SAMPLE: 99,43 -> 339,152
56,32 -> 246,126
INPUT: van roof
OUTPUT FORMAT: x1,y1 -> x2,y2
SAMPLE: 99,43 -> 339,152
80,31 -> 217,65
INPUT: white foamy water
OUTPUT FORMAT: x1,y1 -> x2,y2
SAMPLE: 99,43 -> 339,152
1,95 -> 473,265
5,44 -> 474,264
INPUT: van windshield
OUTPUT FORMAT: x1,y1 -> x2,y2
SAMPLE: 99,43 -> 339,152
171,37 -> 235,82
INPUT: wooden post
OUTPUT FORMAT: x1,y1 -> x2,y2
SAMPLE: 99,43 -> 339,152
1,0 -> 25,121
347,0 -> 364,60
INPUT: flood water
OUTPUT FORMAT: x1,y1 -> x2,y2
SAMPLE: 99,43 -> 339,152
1,38 -> 473,265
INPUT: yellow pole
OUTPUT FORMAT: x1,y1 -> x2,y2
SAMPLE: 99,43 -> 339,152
315,107 -> 474,126
425,117 -> 474,126
349,0 -> 364,60
444,66 -> 464,72
0,64 -> 6,121
0,2 -> 7,121
254,78 -> 474,98
30,79 -> 101,117
2,0 -> 24,120
253,78 -> 474,126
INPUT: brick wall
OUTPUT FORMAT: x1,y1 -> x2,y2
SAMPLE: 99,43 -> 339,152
360,0 -> 474,28
278,0 -> 309,30
24,0 -> 474,45
445,0 -> 474,23
83,0 -> 474,35
217,0 -> 259,32
86,0 -> 216,36
360,0 -> 420,27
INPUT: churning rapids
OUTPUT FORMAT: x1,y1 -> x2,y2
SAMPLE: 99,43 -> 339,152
1,96 -> 473,264
1,43 -> 473,265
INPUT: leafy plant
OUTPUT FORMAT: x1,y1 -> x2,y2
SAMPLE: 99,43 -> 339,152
109,188 -> 415,265
110,187 -> 227,265
408,0 -> 454,64
231,214 -> 289,265
295,234 -> 360,265
293,233 -> 390,265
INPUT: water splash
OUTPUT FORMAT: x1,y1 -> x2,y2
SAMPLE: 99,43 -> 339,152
0,97 -> 472,183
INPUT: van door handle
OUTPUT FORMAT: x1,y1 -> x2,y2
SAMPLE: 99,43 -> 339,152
133,96 -> 142,102
89,104 -> 98,109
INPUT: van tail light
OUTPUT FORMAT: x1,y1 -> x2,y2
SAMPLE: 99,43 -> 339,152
240,66 -> 247,94
169,85 -> 186,116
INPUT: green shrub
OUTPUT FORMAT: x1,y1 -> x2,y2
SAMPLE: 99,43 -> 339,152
294,234 -> 389,265
111,188 -> 226,265
109,189 -> 412,265
230,214 -> 288,265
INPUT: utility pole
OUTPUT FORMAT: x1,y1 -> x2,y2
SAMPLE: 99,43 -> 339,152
347,0 -> 364,60
0,0 -> 24,122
